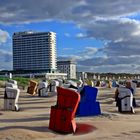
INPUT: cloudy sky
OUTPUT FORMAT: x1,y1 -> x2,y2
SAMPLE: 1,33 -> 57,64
1,0 -> 140,73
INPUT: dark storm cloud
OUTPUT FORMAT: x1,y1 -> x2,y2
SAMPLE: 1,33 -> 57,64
1,0 -> 140,24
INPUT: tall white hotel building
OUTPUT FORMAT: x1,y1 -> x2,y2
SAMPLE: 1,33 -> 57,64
13,31 -> 57,73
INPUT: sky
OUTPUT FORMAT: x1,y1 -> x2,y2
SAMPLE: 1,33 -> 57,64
1,0 -> 140,73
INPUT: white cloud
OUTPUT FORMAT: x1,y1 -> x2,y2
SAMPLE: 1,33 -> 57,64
62,47 -> 73,50
0,29 -> 9,44
64,33 -> 71,37
76,54 -> 140,73
73,17 -> 140,72
58,55 -> 82,61
59,46 -> 98,61
79,18 -> 140,41
0,50 -> 12,70
78,55 -> 140,66
0,29 -> 11,70
79,47 -> 98,59
0,0 -> 78,24
77,63 -> 140,73
76,33 -> 86,38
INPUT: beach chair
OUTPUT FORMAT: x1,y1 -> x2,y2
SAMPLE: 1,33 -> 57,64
131,81 -> 137,107
56,79 -> 63,87
49,80 -> 59,92
4,87 -> 20,111
96,80 -> 101,87
131,81 -> 137,94
62,80 -> 78,90
112,80 -> 118,87
5,82 -> 18,89
67,80 -> 77,87
38,81 -> 49,96
76,86 -> 101,116
78,78 -> 83,87
8,79 -> 18,85
49,87 -> 80,133
27,80 -> 38,95
86,79 -> 94,87
117,87 -> 134,113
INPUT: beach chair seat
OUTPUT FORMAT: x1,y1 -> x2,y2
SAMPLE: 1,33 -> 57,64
4,87 -> 20,111
49,106 -> 76,133
49,87 -> 80,133
77,101 -> 101,116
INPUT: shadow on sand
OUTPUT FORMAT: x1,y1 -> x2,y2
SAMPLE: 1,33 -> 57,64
0,115 -> 50,123
0,125 -> 51,133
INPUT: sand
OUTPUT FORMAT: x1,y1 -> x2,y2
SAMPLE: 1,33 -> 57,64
0,87 -> 140,140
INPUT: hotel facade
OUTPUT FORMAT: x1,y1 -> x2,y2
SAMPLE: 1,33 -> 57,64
13,31 -> 57,73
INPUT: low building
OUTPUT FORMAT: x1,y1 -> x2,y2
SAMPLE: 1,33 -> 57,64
57,60 -> 76,79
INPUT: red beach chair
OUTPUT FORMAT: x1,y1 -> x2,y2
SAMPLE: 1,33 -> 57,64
49,87 -> 80,133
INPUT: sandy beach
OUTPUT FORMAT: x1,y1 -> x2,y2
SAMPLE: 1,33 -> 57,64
0,87 -> 140,140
